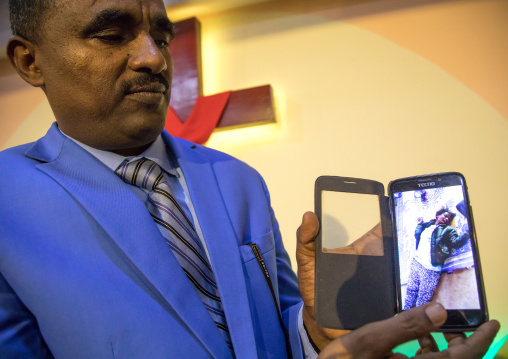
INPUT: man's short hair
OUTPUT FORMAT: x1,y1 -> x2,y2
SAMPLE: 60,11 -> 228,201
9,0 -> 55,44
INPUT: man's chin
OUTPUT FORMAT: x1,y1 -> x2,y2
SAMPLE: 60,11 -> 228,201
107,138 -> 157,156
105,119 -> 166,155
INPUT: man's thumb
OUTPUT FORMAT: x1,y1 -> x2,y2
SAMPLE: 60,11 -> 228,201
297,212 -> 320,248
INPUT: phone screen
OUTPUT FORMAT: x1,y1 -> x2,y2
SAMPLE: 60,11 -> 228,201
390,173 -> 487,328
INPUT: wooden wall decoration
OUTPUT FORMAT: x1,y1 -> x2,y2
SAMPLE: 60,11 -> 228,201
166,17 -> 276,144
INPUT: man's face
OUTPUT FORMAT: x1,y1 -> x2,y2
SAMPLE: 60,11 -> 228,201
36,0 -> 174,154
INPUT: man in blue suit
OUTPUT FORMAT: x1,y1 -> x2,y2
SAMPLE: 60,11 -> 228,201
0,0 -> 499,358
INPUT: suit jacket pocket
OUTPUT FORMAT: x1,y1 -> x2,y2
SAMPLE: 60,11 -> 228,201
237,231 -> 287,358
239,230 -> 275,264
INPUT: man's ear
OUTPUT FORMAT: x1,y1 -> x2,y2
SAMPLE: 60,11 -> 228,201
6,36 -> 45,87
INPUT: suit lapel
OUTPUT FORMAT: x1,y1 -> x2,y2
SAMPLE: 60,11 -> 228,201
27,125 -> 232,358
166,133 -> 259,358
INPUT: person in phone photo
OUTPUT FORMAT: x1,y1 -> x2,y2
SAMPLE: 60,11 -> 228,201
404,207 -> 470,310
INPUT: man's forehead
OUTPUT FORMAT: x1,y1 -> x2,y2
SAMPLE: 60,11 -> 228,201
55,0 -> 168,21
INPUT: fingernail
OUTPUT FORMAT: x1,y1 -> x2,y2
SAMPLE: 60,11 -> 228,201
425,304 -> 447,326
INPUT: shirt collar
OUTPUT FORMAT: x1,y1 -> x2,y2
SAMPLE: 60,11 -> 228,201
60,129 -> 178,176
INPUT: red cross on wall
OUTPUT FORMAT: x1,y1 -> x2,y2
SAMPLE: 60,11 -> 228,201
166,18 -> 276,144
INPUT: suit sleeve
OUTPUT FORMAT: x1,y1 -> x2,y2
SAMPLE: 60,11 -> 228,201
0,149 -> 54,358
0,273 -> 54,358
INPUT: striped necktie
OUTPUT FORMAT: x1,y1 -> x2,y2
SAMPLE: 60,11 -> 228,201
115,157 -> 232,348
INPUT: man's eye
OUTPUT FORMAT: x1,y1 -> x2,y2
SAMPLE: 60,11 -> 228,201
95,35 -> 125,44
155,39 -> 169,48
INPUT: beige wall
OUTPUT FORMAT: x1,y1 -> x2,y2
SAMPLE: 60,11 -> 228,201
199,0 -> 508,350
1,0 -> 507,352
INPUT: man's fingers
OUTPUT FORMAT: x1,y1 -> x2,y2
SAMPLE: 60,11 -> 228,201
445,320 -> 500,358
320,315 -> 499,359
350,222 -> 384,256
379,303 -> 447,350
297,211 -> 320,248
339,304 -> 447,356
443,332 -> 467,347
296,211 -> 319,302
417,333 -> 439,355
319,304 -> 446,358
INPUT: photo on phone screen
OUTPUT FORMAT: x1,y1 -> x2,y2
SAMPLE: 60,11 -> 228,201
391,175 -> 481,312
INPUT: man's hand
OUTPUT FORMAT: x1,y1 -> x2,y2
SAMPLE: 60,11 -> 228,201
296,211 -> 385,348
295,211 -> 500,357
318,303 -> 500,358
322,222 -> 384,256
296,211 -> 347,349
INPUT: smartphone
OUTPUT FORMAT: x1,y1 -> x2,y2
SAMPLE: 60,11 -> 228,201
389,172 -> 488,330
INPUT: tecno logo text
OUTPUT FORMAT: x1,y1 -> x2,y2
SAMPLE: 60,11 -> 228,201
417,182 -> 435,188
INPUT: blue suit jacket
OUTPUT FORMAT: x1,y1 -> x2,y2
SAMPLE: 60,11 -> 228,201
0,123 -> 304,358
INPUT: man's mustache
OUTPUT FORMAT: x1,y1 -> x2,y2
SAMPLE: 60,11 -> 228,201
123,74 -> 170,93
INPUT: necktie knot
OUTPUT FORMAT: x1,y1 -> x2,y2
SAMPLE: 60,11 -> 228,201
115,157 -> 164,191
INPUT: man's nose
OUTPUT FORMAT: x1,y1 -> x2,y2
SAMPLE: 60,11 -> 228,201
128,34 -> 168,74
